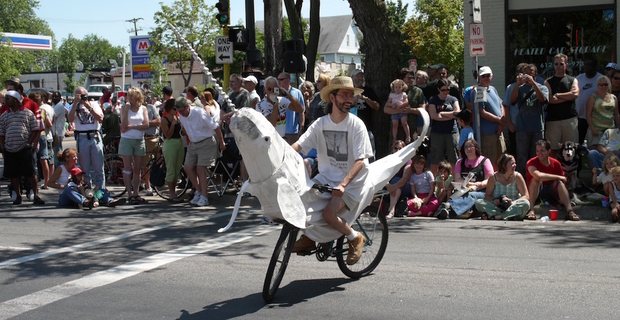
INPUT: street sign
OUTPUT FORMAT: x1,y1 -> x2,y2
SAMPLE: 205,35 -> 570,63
472,0 -> 482,23
469,22 -> 485,57
131,36 -> 153,80
216,36 -> 233,64
229,28 -> 249,51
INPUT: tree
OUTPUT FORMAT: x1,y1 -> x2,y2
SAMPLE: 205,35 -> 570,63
0,36 -> 23,87
347,0 -> 402,158
263,0 -> 283,75
283,0 -> 320,81
151,0 -> 220,87
403,0 -> 464,80
58,35 -> 80,93
147,54 -> 170,98
76,34 -> 124,70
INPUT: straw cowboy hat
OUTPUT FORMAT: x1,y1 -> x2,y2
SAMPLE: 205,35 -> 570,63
320,76 -> 364,102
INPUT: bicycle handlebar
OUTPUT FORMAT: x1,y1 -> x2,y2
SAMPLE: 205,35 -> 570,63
312,184 -> 333,194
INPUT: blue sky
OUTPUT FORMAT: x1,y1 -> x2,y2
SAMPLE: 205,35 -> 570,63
34,0 -> 359,48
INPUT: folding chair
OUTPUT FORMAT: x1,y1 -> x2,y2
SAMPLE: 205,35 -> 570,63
208,137 -> 242,196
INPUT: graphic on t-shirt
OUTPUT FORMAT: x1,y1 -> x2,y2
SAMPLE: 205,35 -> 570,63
323,130 -> 348,162
77,104 -> 95,125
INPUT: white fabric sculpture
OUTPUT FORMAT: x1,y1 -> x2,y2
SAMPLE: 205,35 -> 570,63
219,107 -> 430,243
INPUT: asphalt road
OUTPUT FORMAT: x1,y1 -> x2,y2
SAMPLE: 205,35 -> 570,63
1,190 -> 620,320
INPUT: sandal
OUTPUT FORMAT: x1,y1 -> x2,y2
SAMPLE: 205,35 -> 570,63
612,210 -> 619,223
567,210 -> 580,221
525,210 -> 537,220
134,196 -> 148,204
168,197 -> 184,203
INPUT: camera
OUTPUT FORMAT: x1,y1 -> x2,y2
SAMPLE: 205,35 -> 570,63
273,87 -> 280,96
494,194 -> 511,211
81,94 -> 88,101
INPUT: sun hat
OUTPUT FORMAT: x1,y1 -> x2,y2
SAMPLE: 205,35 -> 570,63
5,76 -> 20,87
5,90 -> 22,104
320,76 -> 364,102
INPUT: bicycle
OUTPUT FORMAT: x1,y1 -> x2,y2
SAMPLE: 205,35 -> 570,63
262,184 -> 389,303
103,137 -> 190,200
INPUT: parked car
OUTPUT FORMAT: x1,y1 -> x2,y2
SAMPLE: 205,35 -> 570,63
25,87 -> 54,97
87,84 -> 122,100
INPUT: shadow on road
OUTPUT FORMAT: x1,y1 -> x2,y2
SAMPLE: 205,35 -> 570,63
175,277 -> 352,319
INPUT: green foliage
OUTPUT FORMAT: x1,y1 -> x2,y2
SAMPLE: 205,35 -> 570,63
147,54 -> 170,97
404,0 -> 464,77
76,34 -> 124,70
59,34 -> 80,93
0,38 -> 23,88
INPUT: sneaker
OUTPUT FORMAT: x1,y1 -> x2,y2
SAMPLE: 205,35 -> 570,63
145,188 -> 153,196
13,195 -> 22,205
385,211 -> 394,219
107,197 -> 127,207
189,192 -> 202,205
394,199 -> 408,217
33,195 -> 45,205
196,195 -> 209,206
11,191 -> 17,202
346,233 -> 367,265
27,190 -> 34,201
436,208 -> 449,220
292,235 -> 316,254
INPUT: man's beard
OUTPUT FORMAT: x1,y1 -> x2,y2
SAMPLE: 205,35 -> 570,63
335,100 -> 351,114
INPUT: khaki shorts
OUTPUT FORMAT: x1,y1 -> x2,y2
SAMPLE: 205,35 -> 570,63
429,132 -> 459,165
545,117 -> 578,150
481,133 -> 505,166
118,137 -> 146,156
185,136 -> 218,167
586,129 -> 604,147
142,137 -> 159,167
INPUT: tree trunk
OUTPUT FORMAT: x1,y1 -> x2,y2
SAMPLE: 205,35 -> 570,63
347,0 -> 402,158
283,0 -> 304,40
264,0 -> 283,76
305,0 -> 320,82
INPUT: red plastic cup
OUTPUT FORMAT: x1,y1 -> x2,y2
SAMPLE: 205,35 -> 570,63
549,209 -> 558,221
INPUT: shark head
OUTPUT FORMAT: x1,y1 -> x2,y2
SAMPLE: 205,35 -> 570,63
229,108 -> 288,183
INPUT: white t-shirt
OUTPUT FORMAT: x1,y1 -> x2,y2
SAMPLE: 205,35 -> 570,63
179,106 -> 219,142
575,72 -> 602,119
73,101 -> 102,131
53,101 -> 66,137
121,105 -> 146,139
297,113 -> 373,194
256,97 -> 287,137
40,103 -> 55,140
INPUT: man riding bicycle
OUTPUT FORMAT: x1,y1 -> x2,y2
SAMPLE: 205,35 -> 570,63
290,76 -> 374,265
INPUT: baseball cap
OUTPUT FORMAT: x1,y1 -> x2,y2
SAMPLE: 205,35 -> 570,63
454,109 -> 472,123
70,167 -> 85,176
174,96 -> 190,109
162,86 -> 173,96
244,75 -> 258,84
605,62 -> 620,70
5,90 -> 22,104
479,66 -> 493,76
349,69 -> 364,77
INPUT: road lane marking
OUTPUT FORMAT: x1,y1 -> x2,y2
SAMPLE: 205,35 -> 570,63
0,225 -> 278,320
0,246 -> 33,251
0,210 -> 259,270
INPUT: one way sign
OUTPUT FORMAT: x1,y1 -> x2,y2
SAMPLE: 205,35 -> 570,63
216,36 -> 233,64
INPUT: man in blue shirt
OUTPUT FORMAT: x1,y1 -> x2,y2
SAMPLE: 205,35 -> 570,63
277,72 -> 305,144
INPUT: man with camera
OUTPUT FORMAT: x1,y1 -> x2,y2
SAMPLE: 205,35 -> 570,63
256,76 -> 304,138
67,86 -> 105,194
277,72 -> 305,144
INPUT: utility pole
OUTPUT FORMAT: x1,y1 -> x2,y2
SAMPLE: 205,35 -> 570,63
126,18 -> 143,36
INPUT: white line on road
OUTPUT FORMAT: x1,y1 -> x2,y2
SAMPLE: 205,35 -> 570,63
0,225 -> 278,320
0,210 -> 244,270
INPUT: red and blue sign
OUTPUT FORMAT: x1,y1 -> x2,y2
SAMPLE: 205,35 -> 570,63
130,36 -> 152,80
0,32 -> 52,51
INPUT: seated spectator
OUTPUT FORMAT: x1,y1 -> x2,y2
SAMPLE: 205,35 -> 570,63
526,140 -> 579,221
475,154 -> 531,220
592,153 -> 620,196
405,155 -> 439,217
608,166 -> 620,222
586,76 -> 619,148
588,127 -> 620,176
385,140 -> 412,218
435,160 -> 454,204
437,139 -> 494,219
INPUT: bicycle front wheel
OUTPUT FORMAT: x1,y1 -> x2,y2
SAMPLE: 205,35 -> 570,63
336,206 -> 388,279
153,168 -> 189,200
263,224 -> 298,303
104,155 -> 127,198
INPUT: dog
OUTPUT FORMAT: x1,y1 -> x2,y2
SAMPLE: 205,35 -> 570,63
556,141 -> 581,190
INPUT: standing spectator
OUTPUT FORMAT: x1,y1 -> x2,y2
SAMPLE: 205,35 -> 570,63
244,75 -> 260,109
526,140 -> 579,221
119,88 -> 149,204
185,86 -> 203,108
200,91 -> 226,152
475,154 -> 531,220
504,63 -> 530,156
470,66 -> 506,170
31,92 -> 55,190
510,65 -> 549,177
604,63 -> 620,79
51,91 -> 66,167
423,64 -> 462,109
611,70 -> 620,101
586,76 -> 619,149
228,73 -> 250,110
385,79 -> 410,143
299,80 -> 314,132
67,86 -> 105,195
0,90 -> 45,205
544,53 -> 579,158
575,57 -> 602,145
141,95 -> 162,196
454,109 -> 474,148
415,70 -> 429,88
278,72 -> 306,144
307,74 -> 329,127
101,103 -> 121,147
177,96 -> 219,207
530,64 -> 545,85
402,68 -> 427,137
159,99 -> 184,202
162,86 -> 173,101
255,76 -> 303,138
428,79 -> 460,174
350,69 -> 381,158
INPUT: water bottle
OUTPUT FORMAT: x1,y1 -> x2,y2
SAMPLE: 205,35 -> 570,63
94,190 -> 104,200
540,216 -> 549,222
602,196 -> 609,208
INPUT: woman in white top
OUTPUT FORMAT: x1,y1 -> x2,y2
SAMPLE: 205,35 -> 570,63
119,87 -> 149,204
48,148 -> 90,207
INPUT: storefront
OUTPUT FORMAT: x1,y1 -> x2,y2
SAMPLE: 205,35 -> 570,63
464,0 -> 618,96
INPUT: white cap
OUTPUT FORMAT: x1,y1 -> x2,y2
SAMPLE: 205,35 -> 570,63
244,75 -> 258,84
5,90 -> 22,104
154,101 -> 162,108
479,66 -> 493,76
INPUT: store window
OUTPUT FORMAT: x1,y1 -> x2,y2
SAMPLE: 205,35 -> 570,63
507,8 -> 615,82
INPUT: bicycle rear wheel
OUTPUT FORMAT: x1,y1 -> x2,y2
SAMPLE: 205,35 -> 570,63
104,155 -> 127,198
263,224 -> 298,303
336,204 -> 388,279
153,168 -> 189,200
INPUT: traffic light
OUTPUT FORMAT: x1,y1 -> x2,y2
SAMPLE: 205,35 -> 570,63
565,24 -> 573,47
215,0 -> 230,26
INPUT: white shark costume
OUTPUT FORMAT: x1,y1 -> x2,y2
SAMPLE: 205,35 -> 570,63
219,107 -> 430,243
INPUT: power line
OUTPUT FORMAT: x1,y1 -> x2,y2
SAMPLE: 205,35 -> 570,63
126,17 -> 144,36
